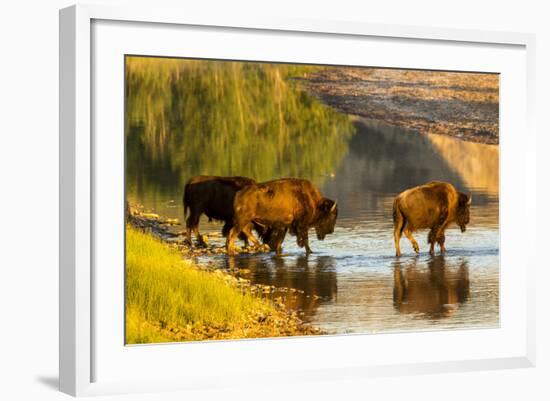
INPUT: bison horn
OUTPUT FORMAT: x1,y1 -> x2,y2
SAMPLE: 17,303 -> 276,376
467,194 -> 472,205
330,201 -> 337,213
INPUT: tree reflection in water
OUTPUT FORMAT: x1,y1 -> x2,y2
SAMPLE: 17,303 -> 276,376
125,57 -> 355,206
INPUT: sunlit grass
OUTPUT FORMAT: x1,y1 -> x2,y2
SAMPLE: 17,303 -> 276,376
125,226 -> 272,344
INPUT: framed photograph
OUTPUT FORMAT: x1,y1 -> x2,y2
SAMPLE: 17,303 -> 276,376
59,4 -> 536,396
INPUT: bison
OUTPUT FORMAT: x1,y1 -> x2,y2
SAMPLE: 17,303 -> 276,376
183,175 -> 256,247
393,181 -> 471,257
227,178 -> 338,256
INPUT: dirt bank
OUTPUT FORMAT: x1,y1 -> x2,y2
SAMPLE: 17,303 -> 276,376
300,68 -> 499,144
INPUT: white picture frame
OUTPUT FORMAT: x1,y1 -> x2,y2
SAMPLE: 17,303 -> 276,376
59,4 -> 536,397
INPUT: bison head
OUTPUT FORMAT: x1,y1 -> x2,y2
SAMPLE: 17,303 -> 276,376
457,193 -> 472,232
315,198 -> 338,240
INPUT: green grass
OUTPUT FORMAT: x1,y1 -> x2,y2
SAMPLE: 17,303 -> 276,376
125,226 -> 273,344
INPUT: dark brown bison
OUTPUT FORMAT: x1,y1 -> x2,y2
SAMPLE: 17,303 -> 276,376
393,181 -> 471,256
183,175 -> 256,247
227,178 -> 338,256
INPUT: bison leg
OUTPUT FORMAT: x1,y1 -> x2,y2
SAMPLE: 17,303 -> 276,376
226,225 -> 240,256
264,226 -> 287,256
429,223 -> 448,255
186,226 -> 193,247
296,229 -> 312,254
223,222 -> 249,247
437,233 -> 446,254
435,224 -> 449,254
404,228 -> 420,254
275,240 -> 284,256
393,204 -> 405,257
427,228 -> 438,255
241,224 -> 261,248
428,230 -> 435,255
185,212 -> 201,248
274,228 -> 288,256
393,227 -> 403,257
394,232 -> 402,257
221,222 -> 231,238
240,233 -> 250,247
431,210 -> 450,255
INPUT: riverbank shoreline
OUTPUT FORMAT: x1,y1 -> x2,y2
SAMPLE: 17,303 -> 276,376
299,67 -> 499,145
126,205 -> 322,343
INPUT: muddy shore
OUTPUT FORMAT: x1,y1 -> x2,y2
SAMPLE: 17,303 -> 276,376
299,68 -> 499,144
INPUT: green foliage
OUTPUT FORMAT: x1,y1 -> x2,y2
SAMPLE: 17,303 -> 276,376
125,226 -> 271,344
125,56 -> 355,202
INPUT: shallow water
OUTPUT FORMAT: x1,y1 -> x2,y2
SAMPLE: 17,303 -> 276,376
129,120 -> 499,334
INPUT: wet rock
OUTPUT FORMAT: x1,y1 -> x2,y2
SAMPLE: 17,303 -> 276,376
140,212 -> 160,220
165,237 -> 185,244
161,218 -> 179,225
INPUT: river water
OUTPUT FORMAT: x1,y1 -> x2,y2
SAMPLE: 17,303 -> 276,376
128,118 -> 499,335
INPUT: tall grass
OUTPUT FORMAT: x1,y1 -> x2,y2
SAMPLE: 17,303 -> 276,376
125,226 -> 271,343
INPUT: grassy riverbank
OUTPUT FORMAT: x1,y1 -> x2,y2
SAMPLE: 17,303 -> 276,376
126,225 -> 319,344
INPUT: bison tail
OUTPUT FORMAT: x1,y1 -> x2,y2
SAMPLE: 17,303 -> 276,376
183,184 -> 189,219
392,199 -> 406,235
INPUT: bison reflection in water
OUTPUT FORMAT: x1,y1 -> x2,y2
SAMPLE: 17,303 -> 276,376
227,178 -> 338,256
225,254 -> 338,319
393,256 -> 470,318
393,181 -> 471,257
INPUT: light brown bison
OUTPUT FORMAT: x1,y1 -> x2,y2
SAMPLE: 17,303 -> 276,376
183,175 -> 256,247
393,181 -> 471,256
227,178 -> 338,256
